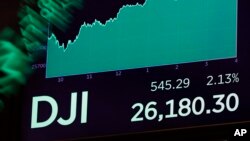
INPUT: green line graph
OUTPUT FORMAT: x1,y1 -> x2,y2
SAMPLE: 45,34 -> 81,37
46,0 -> 237,78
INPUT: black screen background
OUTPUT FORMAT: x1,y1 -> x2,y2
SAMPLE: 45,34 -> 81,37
20,1 -> 250,141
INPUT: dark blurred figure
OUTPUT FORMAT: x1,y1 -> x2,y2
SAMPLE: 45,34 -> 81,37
1,0 -> 86,140
0,0 -> 30,140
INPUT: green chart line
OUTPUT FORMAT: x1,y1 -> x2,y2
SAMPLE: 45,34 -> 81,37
46,0 -> 237,78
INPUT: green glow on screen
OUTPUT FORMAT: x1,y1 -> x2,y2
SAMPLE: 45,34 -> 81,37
46,0 -> 237,78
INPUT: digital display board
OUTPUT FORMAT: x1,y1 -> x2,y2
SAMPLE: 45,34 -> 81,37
21,0 -> 250,140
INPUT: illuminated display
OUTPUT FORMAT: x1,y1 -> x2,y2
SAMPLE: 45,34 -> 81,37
46,0 -> 237,78
21,0 -> 250,141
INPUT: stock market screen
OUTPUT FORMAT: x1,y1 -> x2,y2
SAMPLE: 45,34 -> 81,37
20,0 -> 249,141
